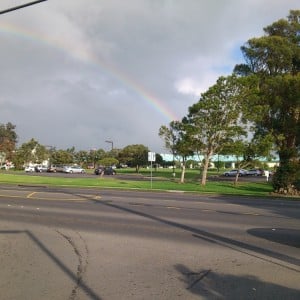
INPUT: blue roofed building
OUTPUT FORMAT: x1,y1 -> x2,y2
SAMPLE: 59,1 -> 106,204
160,153 -> 279,169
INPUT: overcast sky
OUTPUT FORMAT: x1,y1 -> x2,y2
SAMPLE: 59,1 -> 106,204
0,1 -> 298,153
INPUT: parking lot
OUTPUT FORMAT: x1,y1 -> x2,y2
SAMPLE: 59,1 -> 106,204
22,169 -> 271,183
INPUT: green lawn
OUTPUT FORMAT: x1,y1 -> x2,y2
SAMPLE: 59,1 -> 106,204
0,170 -> 275,197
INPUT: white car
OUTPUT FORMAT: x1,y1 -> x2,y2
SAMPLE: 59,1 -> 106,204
63,166 -> 85,174
24,166 -> 35,172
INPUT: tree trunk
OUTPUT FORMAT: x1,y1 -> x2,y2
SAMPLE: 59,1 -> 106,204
201,156 -> 210,185
234,172 -> 239,185
273,148 -> 299,193
180,164 -> 186,183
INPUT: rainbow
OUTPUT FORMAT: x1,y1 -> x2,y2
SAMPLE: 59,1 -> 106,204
0,22 -> 179,121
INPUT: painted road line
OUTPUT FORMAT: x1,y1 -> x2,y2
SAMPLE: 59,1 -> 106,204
0,190 -> 101,202
26,192 -> 37,198
243,212 -> 260,216
166,206 -> 181,209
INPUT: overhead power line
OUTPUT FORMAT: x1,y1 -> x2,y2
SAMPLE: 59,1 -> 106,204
0,0 -> 48,15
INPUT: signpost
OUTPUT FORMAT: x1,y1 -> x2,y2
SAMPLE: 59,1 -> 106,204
148,152 -> 156,189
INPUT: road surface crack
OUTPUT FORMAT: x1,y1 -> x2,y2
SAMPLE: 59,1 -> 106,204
56,230 -> 89,300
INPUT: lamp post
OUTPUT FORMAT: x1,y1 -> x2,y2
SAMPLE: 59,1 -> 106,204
105,140 -> 113,151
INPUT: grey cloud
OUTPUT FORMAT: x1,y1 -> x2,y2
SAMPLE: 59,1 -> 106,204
0,0 -> 298,152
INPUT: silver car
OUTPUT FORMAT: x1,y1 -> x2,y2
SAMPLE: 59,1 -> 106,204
63,165 -> 85,174
223,169 -> 247,177
247,169 -> 263,176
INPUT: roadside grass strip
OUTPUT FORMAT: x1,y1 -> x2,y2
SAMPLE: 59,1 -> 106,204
0,172 -> 276,197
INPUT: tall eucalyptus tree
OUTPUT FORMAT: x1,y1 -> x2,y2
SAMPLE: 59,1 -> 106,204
234,10 -> 300,193
185,75 -> 248,185
159,121 -> 194,183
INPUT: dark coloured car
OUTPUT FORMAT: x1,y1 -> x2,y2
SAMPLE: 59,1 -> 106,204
94,167 -> 103,175
94,167 -> 116,175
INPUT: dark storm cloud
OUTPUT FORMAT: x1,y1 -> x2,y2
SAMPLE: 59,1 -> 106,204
0,0 -> 298,152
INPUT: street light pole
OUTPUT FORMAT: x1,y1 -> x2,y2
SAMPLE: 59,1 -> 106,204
105,140 -> 113,151
45,145 -> 55,167
0,0 -> 48,15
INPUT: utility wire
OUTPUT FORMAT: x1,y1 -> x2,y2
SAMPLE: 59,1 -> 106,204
0,0 -> 48,15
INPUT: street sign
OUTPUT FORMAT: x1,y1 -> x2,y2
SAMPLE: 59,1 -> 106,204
148,152 -> 156,162
148,152 -> 156,189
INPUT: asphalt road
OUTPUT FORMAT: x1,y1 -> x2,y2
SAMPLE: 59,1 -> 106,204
0,185 -> 299,299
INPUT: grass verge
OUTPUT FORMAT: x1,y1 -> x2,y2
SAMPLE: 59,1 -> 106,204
0,172 -> 275,197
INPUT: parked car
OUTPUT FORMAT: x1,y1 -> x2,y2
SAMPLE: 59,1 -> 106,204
94,167 -> 116,175
247,169 -> 263,176
1,163 -> 14,170
55,165 -> 65,172
35,165 -> 48,172
223,169 -> 248,177
63,165 -> 85,174
47,165 -> 57,172
24,166 -> 35,172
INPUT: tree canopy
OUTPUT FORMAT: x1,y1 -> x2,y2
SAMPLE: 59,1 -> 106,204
234,10 -> 300,193
185,75 -> 248,185
118,144 -> 149,172
13,138 -> 47,169
0,122 -> 18,160
159,121 -> 194,183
